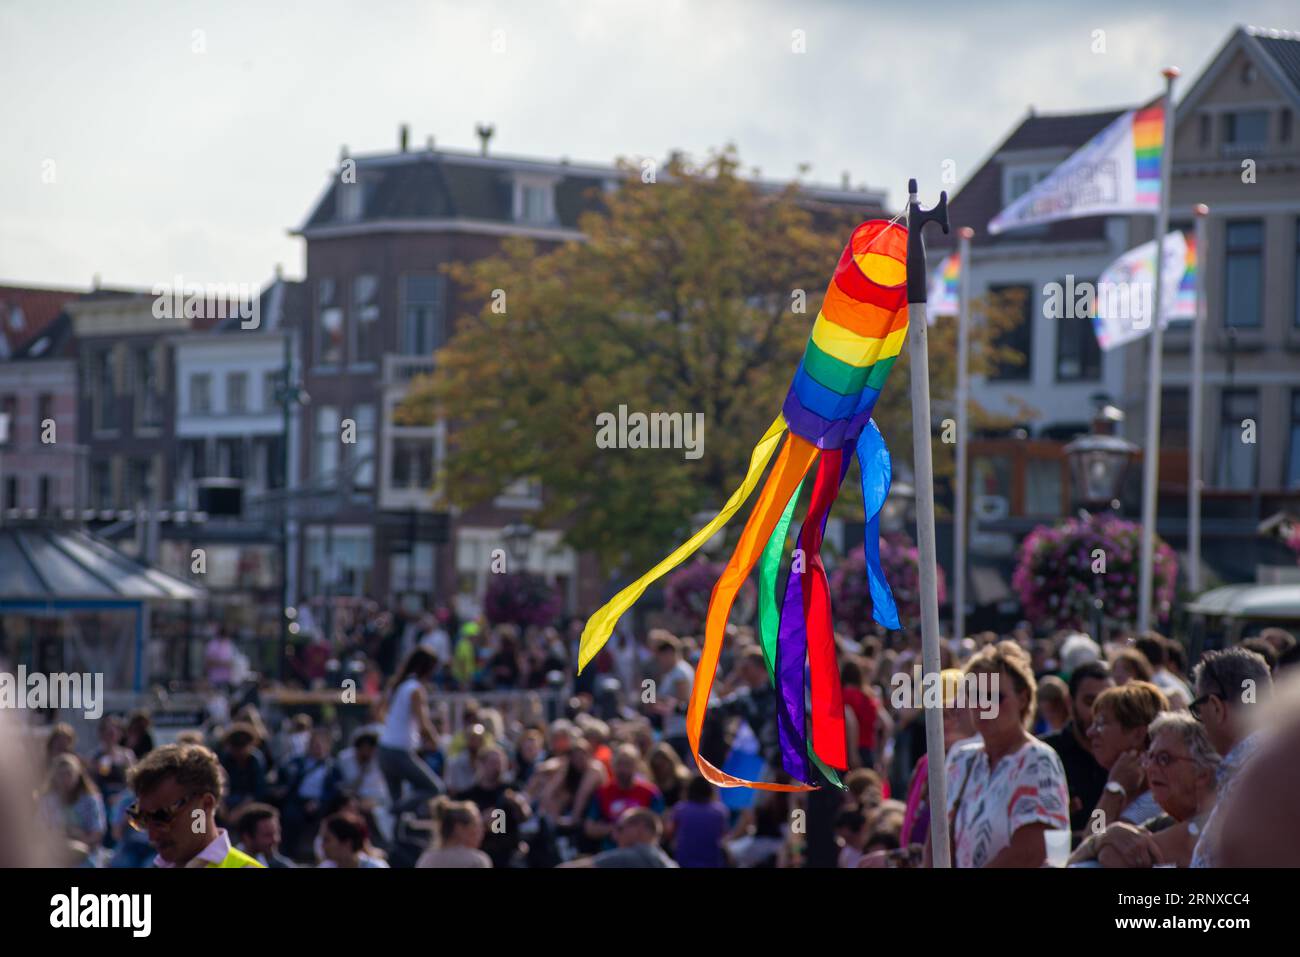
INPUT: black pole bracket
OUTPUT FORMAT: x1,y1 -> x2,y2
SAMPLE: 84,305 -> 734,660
905,177 -> 949,304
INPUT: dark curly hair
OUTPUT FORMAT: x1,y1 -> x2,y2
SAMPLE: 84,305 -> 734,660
126,743 -> 223,801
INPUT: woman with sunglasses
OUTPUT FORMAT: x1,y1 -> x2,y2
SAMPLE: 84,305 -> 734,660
1069,712 -> 1219,867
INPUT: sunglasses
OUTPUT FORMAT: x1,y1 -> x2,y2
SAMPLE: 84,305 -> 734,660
127,793 -> 199,831
1188,694 -> 1218,721
1190,666 -> 1231,722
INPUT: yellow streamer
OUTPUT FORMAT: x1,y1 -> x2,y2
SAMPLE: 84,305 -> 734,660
577,414 -> 789,673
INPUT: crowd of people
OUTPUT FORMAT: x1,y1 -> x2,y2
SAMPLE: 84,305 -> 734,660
16,593 -> 1300,868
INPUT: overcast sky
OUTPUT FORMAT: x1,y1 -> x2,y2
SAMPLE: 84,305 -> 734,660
2,0 -> 1295,291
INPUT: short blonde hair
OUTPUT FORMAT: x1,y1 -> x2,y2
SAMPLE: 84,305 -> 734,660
964,641 -> 1037,728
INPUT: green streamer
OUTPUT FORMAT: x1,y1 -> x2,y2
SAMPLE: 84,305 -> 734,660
755,477 -> 844,790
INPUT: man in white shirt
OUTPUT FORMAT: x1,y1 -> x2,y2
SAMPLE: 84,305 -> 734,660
1188,647 -> 1272,867
419,613 -> 452,666
337,728 -> 394,843
648,631 -> 695,761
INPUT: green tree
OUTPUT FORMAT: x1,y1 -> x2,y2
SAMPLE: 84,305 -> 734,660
398,148 -> 1025,576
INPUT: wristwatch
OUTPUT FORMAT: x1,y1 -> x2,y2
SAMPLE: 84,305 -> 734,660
1105,781 -> 1127,799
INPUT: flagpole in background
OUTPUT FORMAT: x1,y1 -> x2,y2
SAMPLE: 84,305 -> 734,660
953,226 -> 974,645
1188,203 -> 1209,596
905,178 -> 952,868
1137,66 -> 1180,635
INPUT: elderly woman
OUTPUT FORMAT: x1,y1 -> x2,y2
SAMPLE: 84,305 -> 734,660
1069,712 -> 1219,867
932,641 -> 1070,868
1085,681 -> 1169,827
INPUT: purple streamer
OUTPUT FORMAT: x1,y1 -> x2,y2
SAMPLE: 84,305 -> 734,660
774,450 -> 855,781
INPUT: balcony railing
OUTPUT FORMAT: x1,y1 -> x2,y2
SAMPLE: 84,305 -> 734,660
383,354 -> 435,388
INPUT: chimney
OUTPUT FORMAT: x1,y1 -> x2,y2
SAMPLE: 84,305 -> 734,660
426,135 -> 435,152
475,123 -> 495,156
841,171 -> 850,190
92,273 -> 101,291
399,124 -> 409,152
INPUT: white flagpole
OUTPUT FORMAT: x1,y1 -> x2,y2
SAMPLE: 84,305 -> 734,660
953,227 -> 974,645
905,178 -> 951,868
1137,67 -> 1180,635
1188,203 -> 1208,596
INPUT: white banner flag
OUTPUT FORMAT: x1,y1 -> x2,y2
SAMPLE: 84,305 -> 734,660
1092,230 -> 1190,351
988,100 -> 1165,235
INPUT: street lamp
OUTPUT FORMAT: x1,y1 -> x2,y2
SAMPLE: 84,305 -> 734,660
502,522 -> 534,571
276,329 -> 309,683
1064,398 -> 1137,642
1064,400 -> 1137,512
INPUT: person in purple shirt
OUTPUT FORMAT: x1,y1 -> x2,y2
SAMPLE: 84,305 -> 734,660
669,774 -> 730,867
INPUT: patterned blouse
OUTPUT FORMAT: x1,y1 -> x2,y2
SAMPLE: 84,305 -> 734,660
944,736 -> 1070,868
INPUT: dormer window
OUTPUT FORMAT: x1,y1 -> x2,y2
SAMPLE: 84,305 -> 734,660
512,175 -> 558,225
1003,164 -> 1053,205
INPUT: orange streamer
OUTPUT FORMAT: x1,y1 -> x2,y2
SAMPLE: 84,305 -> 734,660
685,432 -> 820,791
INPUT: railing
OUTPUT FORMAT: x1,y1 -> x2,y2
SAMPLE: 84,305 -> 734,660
383,354 -> 435,389
427,689 -> 568,732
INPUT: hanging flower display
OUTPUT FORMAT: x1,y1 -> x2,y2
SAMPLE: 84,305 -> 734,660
483,572 -> 561,628
830,531 -> 946,635
1011,513 -> 1178,631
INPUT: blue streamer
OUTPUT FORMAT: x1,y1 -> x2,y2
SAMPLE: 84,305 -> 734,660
856,418 -> 900,630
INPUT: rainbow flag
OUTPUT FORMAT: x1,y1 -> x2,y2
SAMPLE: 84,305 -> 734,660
1093,229 -> 1191,350
1132,102 -> 1165,208
1173,231 -> 1197,319
990,96 -> 1167,234
928,252 -> 960,318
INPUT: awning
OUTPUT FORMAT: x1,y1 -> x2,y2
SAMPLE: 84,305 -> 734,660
1184,584 -> 1300,621
0,526 -> 205,601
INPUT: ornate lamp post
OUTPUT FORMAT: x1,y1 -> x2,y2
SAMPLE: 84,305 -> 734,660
1064,398 -> 1138,641
275,339 -> 309,683
502,522 -> 535,572
1064,399 -> 1137,513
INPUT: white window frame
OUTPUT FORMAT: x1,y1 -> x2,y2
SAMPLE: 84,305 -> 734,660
1001,163 -> 1055,207
512,174 -> 559,226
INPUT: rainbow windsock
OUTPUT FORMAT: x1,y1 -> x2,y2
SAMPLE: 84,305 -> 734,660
578,220 -> 907,790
